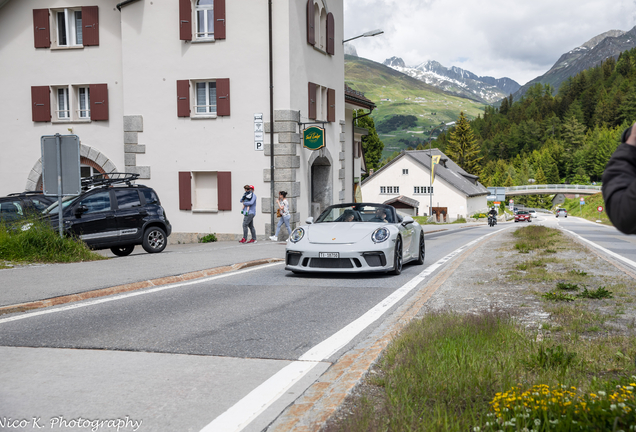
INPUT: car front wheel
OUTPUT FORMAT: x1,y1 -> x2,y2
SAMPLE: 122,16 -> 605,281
142,226 -> 167,253
110,245 -> 134,256
390,237 -> 403,275
415,233 -> 425,265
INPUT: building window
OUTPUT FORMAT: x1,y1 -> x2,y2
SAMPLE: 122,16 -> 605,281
56,9 -> 83,47
402,169 -> 408,175
55,87 -> 70,119
380,186 -> 399,194
195,0 -> 214,39
414,186 -> 434,194
78,87 -> 90,118
195,81 -> 217,115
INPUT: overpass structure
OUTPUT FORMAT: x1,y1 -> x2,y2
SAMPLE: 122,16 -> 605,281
504,185 -> 601,197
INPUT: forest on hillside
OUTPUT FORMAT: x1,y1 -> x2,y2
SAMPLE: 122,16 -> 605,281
430,47 -> 636,207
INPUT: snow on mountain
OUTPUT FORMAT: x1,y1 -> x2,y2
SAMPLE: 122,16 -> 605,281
382,58 -> 520,104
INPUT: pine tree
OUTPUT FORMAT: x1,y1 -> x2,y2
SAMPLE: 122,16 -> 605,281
535,166 -> 548,185
446,111 -> 483,175
355,110 -> 384,177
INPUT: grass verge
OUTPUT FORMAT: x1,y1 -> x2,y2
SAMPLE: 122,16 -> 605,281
0,218 -> 105,263
326,226 -> 636,432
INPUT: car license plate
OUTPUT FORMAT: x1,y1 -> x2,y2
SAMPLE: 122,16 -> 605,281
319,252 -> 339,258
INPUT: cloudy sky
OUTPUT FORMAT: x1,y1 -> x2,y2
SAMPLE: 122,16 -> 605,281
344,0 -> 636,85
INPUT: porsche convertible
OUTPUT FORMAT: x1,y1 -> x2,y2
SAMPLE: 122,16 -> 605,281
285,203 -> 425,275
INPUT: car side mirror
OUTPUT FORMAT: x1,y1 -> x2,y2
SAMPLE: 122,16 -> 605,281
305,217 -> 314,224
74,205 -> 88,217
402,216 -> 414,226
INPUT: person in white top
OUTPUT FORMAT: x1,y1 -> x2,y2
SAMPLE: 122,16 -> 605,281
269,191 -> 291,241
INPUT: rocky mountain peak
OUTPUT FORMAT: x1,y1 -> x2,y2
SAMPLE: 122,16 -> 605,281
383,56 -> 406,68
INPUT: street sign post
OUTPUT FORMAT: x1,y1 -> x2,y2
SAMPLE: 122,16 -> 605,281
41,134 -> 81,237
597,205 -> 603,222
579,197 -> 585,217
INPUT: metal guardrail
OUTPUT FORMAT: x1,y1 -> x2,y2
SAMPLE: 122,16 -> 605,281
506,185 -> 601,192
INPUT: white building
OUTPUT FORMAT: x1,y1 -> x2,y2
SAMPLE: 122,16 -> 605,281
0,0 -> 374,241
361,149 -> 489,220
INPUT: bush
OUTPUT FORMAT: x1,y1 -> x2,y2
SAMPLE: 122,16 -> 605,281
0,217 -> 104,263
199,233 -> 217,243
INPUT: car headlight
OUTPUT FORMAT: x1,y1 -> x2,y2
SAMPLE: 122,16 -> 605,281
290,227 -> 305,243
372,227 -> 390,243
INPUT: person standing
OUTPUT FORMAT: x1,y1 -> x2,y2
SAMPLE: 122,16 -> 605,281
239,185 -> 257,243
269,191 -> 291,242
602,121 -> 636,234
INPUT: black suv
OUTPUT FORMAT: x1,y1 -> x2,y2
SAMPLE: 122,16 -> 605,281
0,191 -> 55,223
42,173 -> 171,256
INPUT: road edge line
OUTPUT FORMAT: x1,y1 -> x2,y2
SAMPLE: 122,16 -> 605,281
0,258 -> 284,316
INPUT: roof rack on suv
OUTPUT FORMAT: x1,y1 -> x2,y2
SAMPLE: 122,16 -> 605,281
81,172 -> 140,190
8,191 -> 45,197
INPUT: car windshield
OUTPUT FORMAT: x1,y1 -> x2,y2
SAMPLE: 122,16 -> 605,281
517,211 -> 529,215
42,196 -> 78,215
315,204 -> 395,223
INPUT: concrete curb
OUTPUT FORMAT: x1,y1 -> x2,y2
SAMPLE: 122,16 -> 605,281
0,258 -> 284,316
268,231 -> 504,432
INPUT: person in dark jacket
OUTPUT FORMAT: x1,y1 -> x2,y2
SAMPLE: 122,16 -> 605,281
602,122 -> 636,234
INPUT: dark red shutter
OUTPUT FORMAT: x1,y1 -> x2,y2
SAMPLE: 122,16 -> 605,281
327,88 -> 335,122
308,82 -> 316,120
31,86 -> 51,122
179,172 -> 192,210
306,0 -> 315,46
217,171 -> 232,211
179,0 -> 192,41
33,9 -> 50,48
214,0 -> 226,40
326,13 -> 334,55
89,84 -> 109,121
82,6 -> 99,46
177,80 -> 190,117
216,78 -> 230,116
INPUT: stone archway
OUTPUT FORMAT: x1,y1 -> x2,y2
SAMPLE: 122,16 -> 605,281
308,148 -> 333,219
26,144 -> 118,191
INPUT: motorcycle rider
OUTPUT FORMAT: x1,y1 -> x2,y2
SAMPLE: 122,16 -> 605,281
488,206 -> 498,226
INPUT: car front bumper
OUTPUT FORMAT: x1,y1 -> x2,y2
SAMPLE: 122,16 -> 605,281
285,241 -> 396,273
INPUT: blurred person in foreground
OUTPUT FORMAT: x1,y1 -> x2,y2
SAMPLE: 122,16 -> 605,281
602,121 -> 636,234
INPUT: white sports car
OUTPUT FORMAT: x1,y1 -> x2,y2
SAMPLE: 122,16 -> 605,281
285,203 -> 425,275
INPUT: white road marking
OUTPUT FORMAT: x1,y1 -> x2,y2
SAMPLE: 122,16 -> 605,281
199,226 -> 508,432
200,361 -> 320,432
0,262 -> 284,324
561,228 -> 636,270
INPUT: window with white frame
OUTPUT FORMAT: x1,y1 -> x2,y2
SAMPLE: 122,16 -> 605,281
195,81 -> 217,115
414,186 -> 433,194
195,0 -> 214,40
55,8 -> 83,47
402,169 -> 408,175
53,86 -> 91,121
380,186 -> 399,194
78,87 -> 90,118
55,87 -> 70,119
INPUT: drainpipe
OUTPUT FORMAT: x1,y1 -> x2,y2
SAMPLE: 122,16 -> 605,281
352,108 -> 373,201
269,0 -> 275,235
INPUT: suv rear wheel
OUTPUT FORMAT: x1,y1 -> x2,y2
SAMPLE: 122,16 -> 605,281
110,245 -> 135,257
143,226 -> 167,253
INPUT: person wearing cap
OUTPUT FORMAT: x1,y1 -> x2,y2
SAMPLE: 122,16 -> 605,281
239,185 -> 257,243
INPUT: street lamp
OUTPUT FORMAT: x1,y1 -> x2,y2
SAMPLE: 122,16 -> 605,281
428,121 -> 453,217
343,29 -> 384,44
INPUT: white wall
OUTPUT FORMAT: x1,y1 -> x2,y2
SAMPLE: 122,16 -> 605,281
0,0 -> 124,195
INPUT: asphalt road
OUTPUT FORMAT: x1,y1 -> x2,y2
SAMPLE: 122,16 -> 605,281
1,223 -> 505,432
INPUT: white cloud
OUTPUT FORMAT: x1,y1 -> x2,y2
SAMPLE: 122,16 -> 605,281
344,0 -> 636,85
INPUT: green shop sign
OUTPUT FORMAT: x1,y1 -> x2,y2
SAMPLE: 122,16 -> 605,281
303,126 -> 325,151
